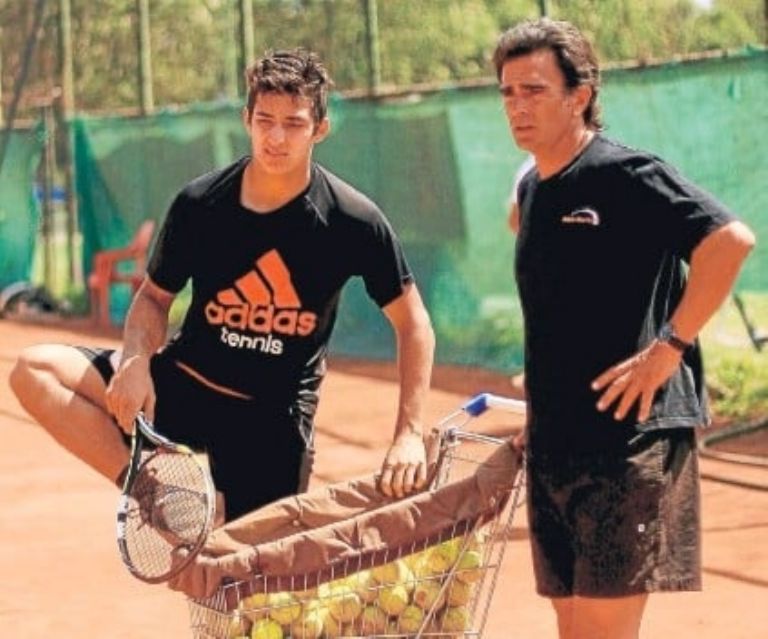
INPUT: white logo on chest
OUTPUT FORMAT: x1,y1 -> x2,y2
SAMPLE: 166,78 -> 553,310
561,207 -> 600,226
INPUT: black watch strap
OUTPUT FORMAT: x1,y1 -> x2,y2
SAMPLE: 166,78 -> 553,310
658,322 -> 692,353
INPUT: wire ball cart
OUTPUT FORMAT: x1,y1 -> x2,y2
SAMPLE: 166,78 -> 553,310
186,393 -> 526,638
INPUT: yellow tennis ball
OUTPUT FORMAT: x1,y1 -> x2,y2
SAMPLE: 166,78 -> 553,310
376,584 -> 409,616
441,605 -> 471,632
399,561 -> 416,593
289,607 -> 324,639
412,579 -> 446,611
371,560 -> 400,585
250,618 -> 283,639
225,612 -> 252,638
240,592 -> 270,622
321,609 -> 346,638
326,584 -> 362,623
398,604 -> 425,633
292,586 -> 318,601
445,579 -> 473,607
359,605 -> 388,635
349,569 -> 378,603
455,549 -> 483,584
428,539 -> 461,574
267,592 -> 301,626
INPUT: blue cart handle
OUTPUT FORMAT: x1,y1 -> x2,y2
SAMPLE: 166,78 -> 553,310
462,393 -> 527,417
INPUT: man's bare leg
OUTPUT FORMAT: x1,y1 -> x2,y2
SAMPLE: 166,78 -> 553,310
552,594 -> 648,639
10,344 -> 129,484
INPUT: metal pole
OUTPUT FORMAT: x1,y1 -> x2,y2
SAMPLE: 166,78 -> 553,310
58,0 -> 74,117
764,0 -> 768,45
0,27 -> 4,128
0,0 -> 47,175
58,0 -> 80,285
237,0 -> 255,97
136,0 -> 154,115
361,0 -> 381,96
40,104 -> 56,291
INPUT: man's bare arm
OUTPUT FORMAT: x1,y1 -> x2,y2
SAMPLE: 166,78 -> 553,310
379,283 -> 435,498
105,277 -> 176,430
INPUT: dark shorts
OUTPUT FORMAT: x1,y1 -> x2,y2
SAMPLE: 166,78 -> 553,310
526,428 -> 701,598
74,346 -> 314,522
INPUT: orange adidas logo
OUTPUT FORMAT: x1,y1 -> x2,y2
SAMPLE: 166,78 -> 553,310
204,250 -> 317,336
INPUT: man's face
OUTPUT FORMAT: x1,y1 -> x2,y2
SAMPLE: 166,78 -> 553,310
499,48 -> 585,155
243,92 -> 329,176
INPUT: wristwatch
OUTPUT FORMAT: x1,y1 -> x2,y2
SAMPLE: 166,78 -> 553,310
658,322 -> 692,353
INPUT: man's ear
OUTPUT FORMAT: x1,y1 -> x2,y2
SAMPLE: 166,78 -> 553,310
571,84 -> 592,119
242,107 -> 251,131
313,117 -> 331,143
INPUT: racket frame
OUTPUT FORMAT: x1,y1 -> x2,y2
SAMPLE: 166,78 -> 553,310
116,413 -> 216,584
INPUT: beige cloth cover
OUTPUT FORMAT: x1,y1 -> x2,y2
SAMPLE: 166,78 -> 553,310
170,439 -> 521,600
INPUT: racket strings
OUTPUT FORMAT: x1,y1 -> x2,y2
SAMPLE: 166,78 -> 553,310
123,451 -> 212,581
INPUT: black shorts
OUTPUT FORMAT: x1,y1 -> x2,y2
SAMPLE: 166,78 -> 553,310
526,428 -> 701,598
75,346 -> 314,522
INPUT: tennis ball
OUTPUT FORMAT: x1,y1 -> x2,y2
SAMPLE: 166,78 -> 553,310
292,586 -> 318,601
351,569 -> 379,603
371,559 -> 404,585
398,604 -> 425,633
359,605 -> 388,635
250,618 -> 283,639
412,579 -> 446,611
267,592 -> 301,626
399,561 -> 416,593
240,592 -> 270,622
289,607 -> 324,639
455,549 -> 483,584
326,584 -> 362,623
321,609 -> 347,638
225,612 -> 252,638
409,554 -> 432,579
445,578 -> 473,606
376,584 -> 409,616
441,605 -> 470,632
428,539 -> 461,574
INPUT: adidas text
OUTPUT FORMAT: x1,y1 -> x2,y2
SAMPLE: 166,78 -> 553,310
205,301 -> 317,336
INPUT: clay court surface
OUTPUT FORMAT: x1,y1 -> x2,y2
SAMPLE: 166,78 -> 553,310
1,320 -> 766,638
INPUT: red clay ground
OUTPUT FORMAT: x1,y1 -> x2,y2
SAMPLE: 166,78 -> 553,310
1,319 -> 766,638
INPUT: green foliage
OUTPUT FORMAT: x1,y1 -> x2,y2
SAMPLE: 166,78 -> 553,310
702,293 -> 768,421
0,0 -> 763,118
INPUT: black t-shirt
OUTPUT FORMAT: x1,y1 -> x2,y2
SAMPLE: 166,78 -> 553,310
516,135 -> 736,454
147,158 -> 413,408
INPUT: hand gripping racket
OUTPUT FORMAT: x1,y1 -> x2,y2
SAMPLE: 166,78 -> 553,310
116,412 -> 216,583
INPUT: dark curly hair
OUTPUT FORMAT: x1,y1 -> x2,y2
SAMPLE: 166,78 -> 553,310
493,19 -> 603,131
245,48 -> 332,124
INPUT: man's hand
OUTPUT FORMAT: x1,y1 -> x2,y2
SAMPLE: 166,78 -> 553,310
379,430 -> 427,499
105,354 -> 156,433
591,341 -> 682,423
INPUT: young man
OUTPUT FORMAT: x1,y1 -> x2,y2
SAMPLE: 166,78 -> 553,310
493,19 -> 755,639
10,49 -> 435,523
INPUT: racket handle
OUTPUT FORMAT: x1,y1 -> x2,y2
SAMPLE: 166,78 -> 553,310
462,393 -> 527,417
135,412 -> 188,451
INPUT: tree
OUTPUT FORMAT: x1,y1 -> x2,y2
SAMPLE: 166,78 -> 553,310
0,0 -> 763,118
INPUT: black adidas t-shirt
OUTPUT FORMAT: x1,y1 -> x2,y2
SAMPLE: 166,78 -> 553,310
516,135 -> 736,454
147,158 -> 413,406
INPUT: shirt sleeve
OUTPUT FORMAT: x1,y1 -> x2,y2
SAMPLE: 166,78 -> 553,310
355,214 -> 414,308
146,191 -> 195,293
630,157 -> 737,261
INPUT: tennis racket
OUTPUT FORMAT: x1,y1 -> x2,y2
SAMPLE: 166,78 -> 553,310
116,412 -> 216,583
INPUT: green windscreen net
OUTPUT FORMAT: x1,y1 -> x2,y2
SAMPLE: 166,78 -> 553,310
4,49 -> 765,372
0,127 -> 43,289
